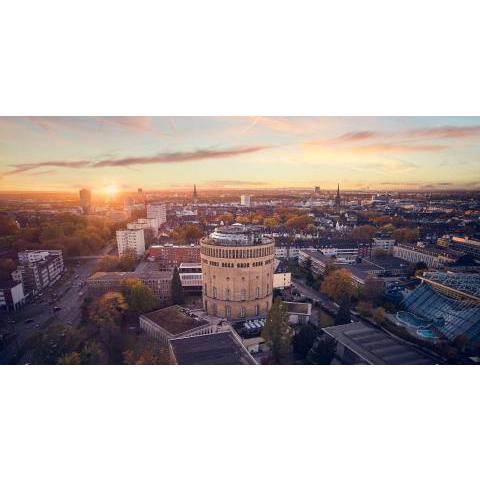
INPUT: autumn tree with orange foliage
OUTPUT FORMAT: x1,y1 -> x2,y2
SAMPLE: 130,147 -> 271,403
321,268 -> 354,303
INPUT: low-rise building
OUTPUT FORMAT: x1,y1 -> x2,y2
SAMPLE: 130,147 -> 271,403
149,244 -> 200,267
323,322 -> 439,365
372,235 -> 395,254
393,243 -> 457,268
273,259 -> 291,290
178,263 -> 202,293
87,270 -> 172,303
139,305 -> 214,345
0,280 -> 26,311
283,301 -> 312,324
169,330 -> 257,364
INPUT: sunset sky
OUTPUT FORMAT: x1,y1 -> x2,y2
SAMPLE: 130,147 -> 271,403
0,116 -> 479,192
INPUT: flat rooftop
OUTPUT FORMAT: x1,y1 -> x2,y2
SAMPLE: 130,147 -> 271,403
141,305 -> 208,335
323,322 -> 439,365
170,331 -> 256,365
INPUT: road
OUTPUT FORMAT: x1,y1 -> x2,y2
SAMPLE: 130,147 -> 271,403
0,244 -> 112,364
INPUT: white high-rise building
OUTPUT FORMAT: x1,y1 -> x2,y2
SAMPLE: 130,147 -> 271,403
146,203 -> 167,225
127,217 -> 160,237
240,194 -> 251,207
116,228 -> 145,257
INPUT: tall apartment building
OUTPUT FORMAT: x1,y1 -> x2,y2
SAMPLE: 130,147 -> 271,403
146,203 -> 167,225
79,188 -> 92,213
15,250 -> 64,294
116,228 -> 145,257
127,217 -> 159,237
240,194 -> 251,207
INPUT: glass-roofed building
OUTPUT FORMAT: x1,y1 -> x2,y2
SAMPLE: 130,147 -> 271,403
401,272 -> 480,345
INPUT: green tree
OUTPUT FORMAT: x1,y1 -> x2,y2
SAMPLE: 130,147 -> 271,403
262,298 -> 293,364
293,323 -> 318,358
121,278 -> 157,314
171,267 -> 185,305
306,335 -> 336,364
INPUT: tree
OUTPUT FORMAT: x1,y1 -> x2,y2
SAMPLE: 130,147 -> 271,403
321,269 -> 354,303
118,250 -> 137,271
303,257 -> 315,285
88,292 -> 128,329
263,217 -> 279,228
356,301 -> 374,318
0,258 -> 16,280
306,335 -> 336,364
293,323 -> 318,358
0,215 -> 19,236
262,298 -> 294,364
121,278 -> 157,314
285,215 -> 314,231
360,277 -> 384,304
217,213 -> 234,225
336,296 -> 351,325
372,307 -> 385,325
58,352 -> 81,365
171,266 -> 185,305
393,227 -> 420,243
352,225 -> 377,240
80,340 -> 107,364
96,255 -> 120,272
171,224 -> 203,244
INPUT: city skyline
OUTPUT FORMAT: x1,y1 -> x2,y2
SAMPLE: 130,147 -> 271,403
1,116 -> 480,192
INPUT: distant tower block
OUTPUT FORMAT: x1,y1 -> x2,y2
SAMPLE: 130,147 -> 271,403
314,186 -> 320,194
193,184 -> 198,205
79,188 -> 91,214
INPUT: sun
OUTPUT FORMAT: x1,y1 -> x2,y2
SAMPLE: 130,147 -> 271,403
104,184 -> 119,196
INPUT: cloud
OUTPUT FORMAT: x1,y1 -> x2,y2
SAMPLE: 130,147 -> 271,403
350,143 -> 448,153
98,117 -> 153,131
1,160 -> 91,177
92,145 -> 270,168
202,180 -> 269,187
407,126 -> 480,139
1,145 -> 270,178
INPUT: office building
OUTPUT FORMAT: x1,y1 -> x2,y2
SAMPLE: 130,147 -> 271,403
116,228 -> 145,257
393,243 -> 457,268
200,224 -> 275,319
146,203 -> 167,225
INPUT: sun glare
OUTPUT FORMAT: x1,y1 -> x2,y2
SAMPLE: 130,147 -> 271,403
104,185 -> 119,196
